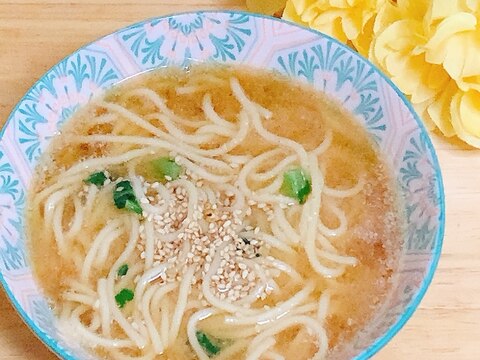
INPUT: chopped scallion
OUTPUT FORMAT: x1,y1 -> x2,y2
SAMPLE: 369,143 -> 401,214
117,264 -> 129,277
115,288 -> 134,308
151,157 -> 182,182
280,167 -> 312,204
125,199 -> 143,215
84,171 -> 108,187
195,331 -> 222,356
113,180 -> 142,214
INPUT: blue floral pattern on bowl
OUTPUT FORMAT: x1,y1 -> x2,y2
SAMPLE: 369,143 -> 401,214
0,11 -> 444,360
119,12 -> 253,67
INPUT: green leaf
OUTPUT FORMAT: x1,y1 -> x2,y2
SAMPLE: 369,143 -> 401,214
84,171 -> 107,187
151,157 -> 182,181
113,180 -> 142,214
195,331 -> 222,356
115,288 -> 134,308
117,264 -> 129,277
280,168 -> 312,204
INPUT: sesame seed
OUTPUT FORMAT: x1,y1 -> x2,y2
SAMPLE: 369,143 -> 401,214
132,173 -> 272,303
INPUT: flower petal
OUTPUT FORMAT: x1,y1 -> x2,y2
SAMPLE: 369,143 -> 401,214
450,89 -> 480,146
424,12 -> 477,64
426,80 -> 457,137
283,0 -> 309,24
465,0 -> 480,12
373,20 -> 421,67
373,2 -> 401,34
341,13 -> 363,39
427,0 -> 469,23
309,10 -> 349,42
411,64 -> 450,104
288,0 -> 316,14
413,98 -> 437,131
426,63 -> 451,90
351,15 -> 375,56
459,32 -> 480,79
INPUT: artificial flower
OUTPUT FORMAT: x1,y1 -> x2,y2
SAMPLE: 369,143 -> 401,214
370,0 -> 480,142
283,0 -> 381,45
367,1 -> 454,134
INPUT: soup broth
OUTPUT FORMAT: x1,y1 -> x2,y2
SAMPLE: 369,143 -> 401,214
27,65 -> 402,359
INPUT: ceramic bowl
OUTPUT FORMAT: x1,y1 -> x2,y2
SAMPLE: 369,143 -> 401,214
0,11 -> 444,359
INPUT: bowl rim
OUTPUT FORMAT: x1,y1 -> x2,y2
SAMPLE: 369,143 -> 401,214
0,9 -> 445,360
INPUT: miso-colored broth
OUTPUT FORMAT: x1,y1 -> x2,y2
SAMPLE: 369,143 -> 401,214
27,64 -> 402,359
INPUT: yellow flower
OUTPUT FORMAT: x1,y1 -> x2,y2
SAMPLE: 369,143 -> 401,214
368,1 -> 453,134
368,0 -> 480,140
284,0 -> 381,47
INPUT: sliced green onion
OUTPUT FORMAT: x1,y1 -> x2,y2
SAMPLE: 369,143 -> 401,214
280,167 -> 312,204
84,171 -> 108,187
125,199 -> 142,215
115,288 -> 134,308
113,180 -> 142,214
151,157 -> 182,181
195,331 -> 222,356
117,264 -> 129,277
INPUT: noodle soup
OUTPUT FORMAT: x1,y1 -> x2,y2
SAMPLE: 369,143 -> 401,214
27,65 -> 402,359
